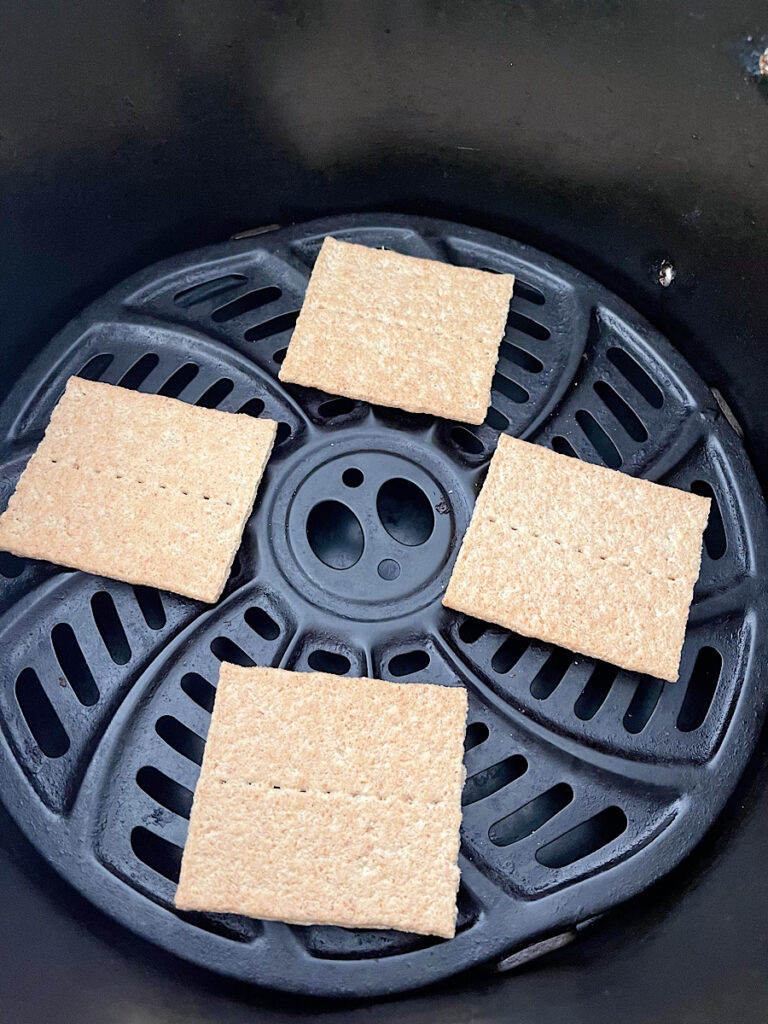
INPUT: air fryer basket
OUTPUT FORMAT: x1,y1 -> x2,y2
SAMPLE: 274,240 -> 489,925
1,214 -> 766,998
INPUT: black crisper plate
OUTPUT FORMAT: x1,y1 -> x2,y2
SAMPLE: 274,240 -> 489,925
0,215 -> 766,998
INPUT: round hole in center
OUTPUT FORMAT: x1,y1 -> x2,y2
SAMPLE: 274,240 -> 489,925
342,467 -> 364,488
378,558 -> 401,580
306,500 -> 364,570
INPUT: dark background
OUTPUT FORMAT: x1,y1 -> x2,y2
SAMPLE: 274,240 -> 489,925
1,1 -> 767,1021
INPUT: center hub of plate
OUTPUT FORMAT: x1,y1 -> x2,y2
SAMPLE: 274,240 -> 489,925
267,429 -> 473,621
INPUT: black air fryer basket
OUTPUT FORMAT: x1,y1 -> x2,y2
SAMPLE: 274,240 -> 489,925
2,3 -> 768,1023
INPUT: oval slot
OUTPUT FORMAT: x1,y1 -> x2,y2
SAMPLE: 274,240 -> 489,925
118,353 -> 159,390
133,586 -> 166,630
210,637 -> 255,667
51,623 -> 99,706
489,783 -> 574,846
623,677 -> 665,734
450,426 -> 484,455
530,649 -> 572,700
677,646 -> 722,732
607,347 -> 664,408
155,716 -> 206,765
463,755 -> 527,806
244,310 -> 299,343
499,342 -> 543,374
594,381 -> 648,442
78,353 -> 114,381
15,667 -> 70,758
491,633 -> 528,674
458,617 -> 487,644
388,650 -> 430,677
306,500 -> 364,570
691,481 -> 727,560
136,766 -> 194,819
551,435 -> 577,458
174,274 -> 247,308
574,662 -> 618,721
507,309 -> 550,341
91,591 -> 131,665
536,806 -> 627,868
485,407 -> 510,431
130,826 -> 183,882
181,672 -> 216,713
376,478 -> 434,547
307,650 -> 351,674
464,721 -> 490,752
195,378 -> 234,409
575,409 -> 621,468
211,285 -> 281,322
493,372 -> 529,405
318,397 -> 357,419
238,397 -> 265,417
158,362 -> 199,398
244,606 -> 280,640
0,552 -> 25,578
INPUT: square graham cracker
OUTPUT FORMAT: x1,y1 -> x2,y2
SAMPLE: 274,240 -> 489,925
0,377 -> 277,603
444,435 -> 710,682
278,237 -> 514,424
175,665 -> 468,937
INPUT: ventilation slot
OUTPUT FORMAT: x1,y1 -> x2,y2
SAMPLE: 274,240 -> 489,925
78,353 -> 114,381
155,716 -> 206,765
450,426 -> 484,455
499,342 -> 543,374
491,633 -> 528,674
691,481 -> 727,560
0,552 -> 25,578
318,397 -> 357,419
552,436 -> 577,458
307,650 -> 351,674
15,668 -> 70,758
458,617 -> 487,644
607,347 -> 663,408
530,649 -> 572,700
131,826 -> 183,882
464,721 -> 490,751
51,623 -> 99,706
536,807 -> 627,868
136,766 -> 194,819
244,310 -> 299,343
575,410 -> 621,468
574,663 -> 617,720
463,755 -> 527,806
493,373 -> 529,404
91,592 -> 131,664
388,650 -> 430,677
181,672 -> 216,713
133,586 -> 166,630
677,646 -> 722,732
485,407 -> 510,431
238,397 -> 265,417
623,677 -> 665,734
489,783 -> 574,846
594,381 -> 648,442
307,500 -> 364,569
118,353 -> 159,390
507,310 -> 550,341
211,286 -> 282,322
174,274 -> 247,308
210,637 -> 255,667
272,348 -> 287,365
276,422 -> 292,446
511,278 -> 546,305
158,363 -> 199,398
244,606 -> 280,640
196,378 -> 234,409
377,478 -> 434,547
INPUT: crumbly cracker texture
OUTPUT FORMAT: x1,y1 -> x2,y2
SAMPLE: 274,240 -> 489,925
278,236 -> 514,424
443,434 -> 710,682
175,665 -> 468,937
0,376 -> 277,602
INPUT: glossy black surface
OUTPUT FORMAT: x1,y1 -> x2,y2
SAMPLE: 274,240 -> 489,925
1,0 -> 768,1020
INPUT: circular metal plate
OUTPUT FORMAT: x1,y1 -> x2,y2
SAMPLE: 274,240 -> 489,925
0,215 -> 766,997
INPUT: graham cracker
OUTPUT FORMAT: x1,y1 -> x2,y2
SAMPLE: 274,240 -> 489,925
175,665 -> 468,937
0,377 -> 277,603
443,435 -> 710,682
278,237 -> 514,424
